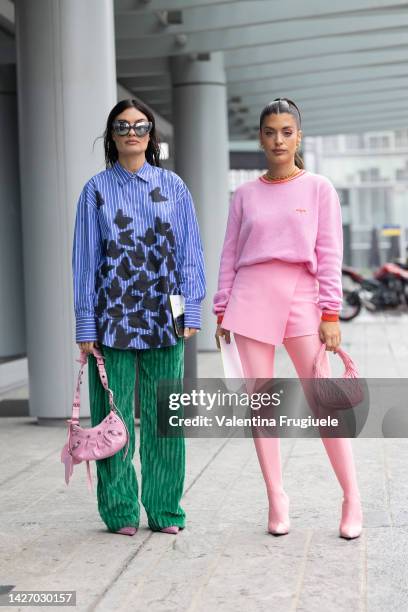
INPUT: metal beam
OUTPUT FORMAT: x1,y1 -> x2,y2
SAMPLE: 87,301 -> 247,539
300,116 -> 408,136
121,87 -> 171,105
116,11 -> 408,59
230,115 -> 408,137
120,74 -> 171,89
238,98 -> 408,127
114,0 -> 238,11
140,85 -> 408,122
304,110 -> 408,129
231,112 -> 408,137
229,88 -> 408,116
227,46 -> 408,84
130,91 -> 172,104
116,57 -> 169,77
115,43 -> 408,82
237,75 -> 408,107
224,30 -> 408,69
237,102 -> 408,132
115,0 -> 408,39
228,62 -> 408,97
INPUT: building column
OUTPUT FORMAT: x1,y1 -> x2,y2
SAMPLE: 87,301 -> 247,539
15,0 -> 117,421
0,65 -> 25,360
170,52 -> 230,365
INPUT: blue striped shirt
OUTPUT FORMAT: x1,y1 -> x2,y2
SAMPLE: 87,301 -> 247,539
72,159 -> 206,350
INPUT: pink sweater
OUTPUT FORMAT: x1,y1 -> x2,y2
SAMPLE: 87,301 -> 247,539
213,170 -> 343,315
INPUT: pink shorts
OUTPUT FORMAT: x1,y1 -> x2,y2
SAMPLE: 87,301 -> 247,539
221,259 -> 322,346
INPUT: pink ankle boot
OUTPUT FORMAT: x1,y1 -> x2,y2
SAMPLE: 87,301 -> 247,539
268,491 -> 290,535
339,497 -> 363,539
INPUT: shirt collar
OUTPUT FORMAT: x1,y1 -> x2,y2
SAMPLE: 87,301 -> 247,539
112,159 -> 153,185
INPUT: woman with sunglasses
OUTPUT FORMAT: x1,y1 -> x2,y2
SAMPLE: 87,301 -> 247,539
72,99 -> 205,536
214,98 -> 363,539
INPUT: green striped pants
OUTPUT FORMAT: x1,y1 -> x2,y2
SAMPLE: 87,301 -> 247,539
87,339 -> 185,532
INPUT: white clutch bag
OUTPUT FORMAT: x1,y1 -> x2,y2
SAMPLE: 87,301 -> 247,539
219,334 -> 244,380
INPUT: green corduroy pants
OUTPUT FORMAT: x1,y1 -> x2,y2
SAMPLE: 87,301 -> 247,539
87,339 -> 185,532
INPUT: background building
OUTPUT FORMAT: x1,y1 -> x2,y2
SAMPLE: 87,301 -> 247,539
0,0 -> 407,420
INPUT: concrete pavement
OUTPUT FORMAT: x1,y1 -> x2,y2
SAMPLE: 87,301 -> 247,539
0,312 -> 407,611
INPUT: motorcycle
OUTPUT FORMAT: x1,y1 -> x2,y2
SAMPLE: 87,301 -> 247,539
340,261 -> 408,321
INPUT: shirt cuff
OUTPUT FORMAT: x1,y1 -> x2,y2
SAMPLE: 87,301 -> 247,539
76,316 -> 99,342
184,301 -> 201,329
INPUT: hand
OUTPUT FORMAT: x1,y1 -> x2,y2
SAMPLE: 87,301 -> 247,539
184,327 -> 199,339
215,324 -> 231,349
318,321 -> 341,352
77,341 -> 99,355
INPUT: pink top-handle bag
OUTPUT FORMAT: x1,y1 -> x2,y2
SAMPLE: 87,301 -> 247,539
60,347 -> 130,492
312,343 -> 365,411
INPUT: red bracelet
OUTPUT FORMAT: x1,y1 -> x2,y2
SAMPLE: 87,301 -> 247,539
321,311 -> 339,322
217,315 -> 224,325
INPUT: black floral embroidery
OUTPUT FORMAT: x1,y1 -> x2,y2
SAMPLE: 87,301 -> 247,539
141,293 -> 162,312
150,187 -> 168,202
116,256 -> 138,281
127,244 -> 146,267
106,240 -> 124,259
118,229 -> 135,247
132,271 -> 157,293
100,262 -> 114,278
152,304 -> 168,327
128,310 -> 150,330
113,323 -> 139,349
114,208 -> 132,229
140,324 -> 161,348
106,277 -> 122,301
95,190 -> 104,209
122,286 -> 143,309
94,288 -> 107,318
107,303 -> 124,319
154,276 -> 170,293
137,227 -> 156,246
155,216 -> 171,235
146,251 -> 163,273
96,215 -> 182,350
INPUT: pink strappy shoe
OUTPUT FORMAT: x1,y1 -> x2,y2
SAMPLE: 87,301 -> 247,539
160,526 -> 180,534
115,526 -> 138,536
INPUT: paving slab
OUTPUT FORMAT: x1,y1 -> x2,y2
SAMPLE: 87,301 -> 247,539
0,314 -> 407,611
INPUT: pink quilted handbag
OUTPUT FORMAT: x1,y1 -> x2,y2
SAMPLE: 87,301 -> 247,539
60,347 -> 130,492
312,343 -> 365,411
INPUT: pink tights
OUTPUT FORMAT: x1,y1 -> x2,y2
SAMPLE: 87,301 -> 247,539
234,333 -> 362,504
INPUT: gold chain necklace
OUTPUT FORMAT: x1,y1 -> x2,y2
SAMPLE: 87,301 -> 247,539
264,167 -> 300,181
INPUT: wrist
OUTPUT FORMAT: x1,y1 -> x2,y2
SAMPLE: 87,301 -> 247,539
217,314 -> 224,325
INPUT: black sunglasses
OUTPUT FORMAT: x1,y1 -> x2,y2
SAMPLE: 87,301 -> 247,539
112,119 -> 153,137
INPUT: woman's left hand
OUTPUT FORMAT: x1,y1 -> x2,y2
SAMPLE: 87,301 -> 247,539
318,321 -> 341,352
184,327 -> 199,339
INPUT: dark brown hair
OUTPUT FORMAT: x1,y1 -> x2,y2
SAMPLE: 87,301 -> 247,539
102,99 -> 161,168
259,97 -> 304,169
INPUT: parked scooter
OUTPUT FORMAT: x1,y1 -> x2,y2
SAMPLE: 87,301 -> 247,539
340,260 -> 408,321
